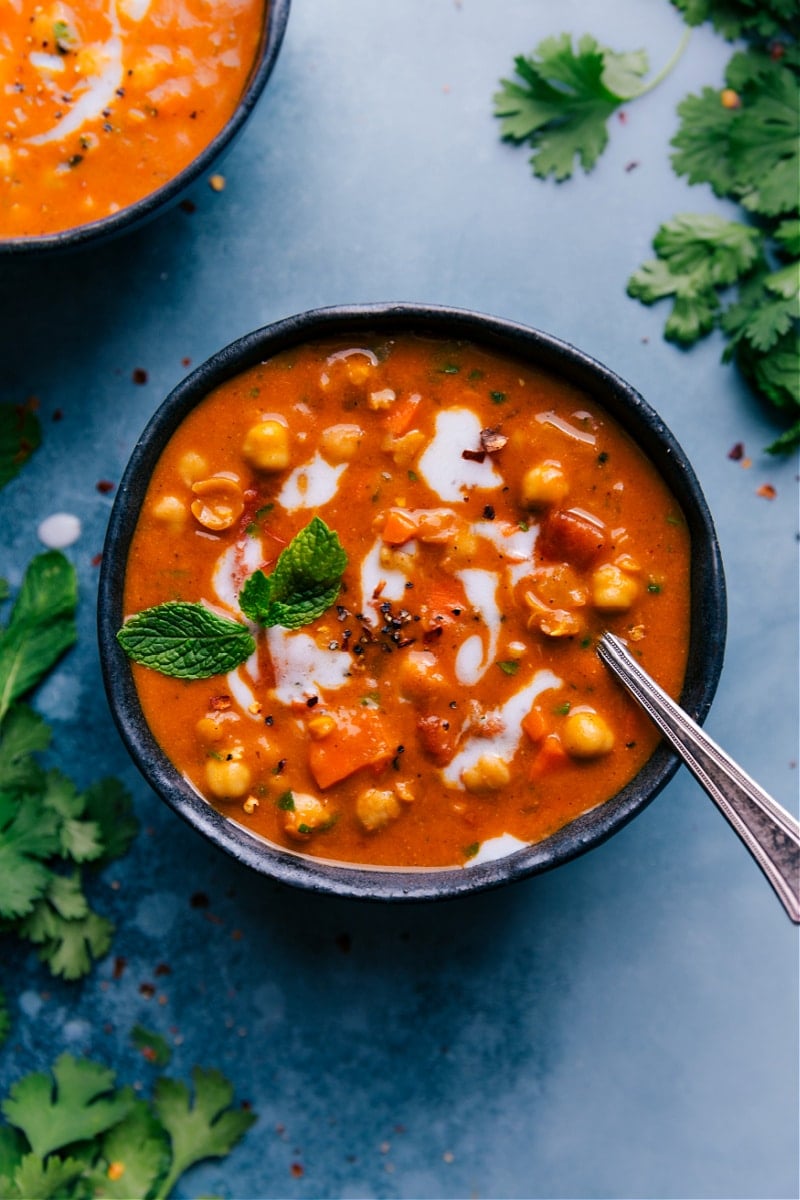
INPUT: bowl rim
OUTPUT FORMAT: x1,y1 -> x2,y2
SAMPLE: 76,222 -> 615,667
98,301 -> 727,902
0,0 -> 291,257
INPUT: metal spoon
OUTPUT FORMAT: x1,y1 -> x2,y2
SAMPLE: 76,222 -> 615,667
597,632 -> 800,924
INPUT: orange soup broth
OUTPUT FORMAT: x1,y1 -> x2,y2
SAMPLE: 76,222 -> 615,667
0,0 -> 266,238
124,335 -> 692,868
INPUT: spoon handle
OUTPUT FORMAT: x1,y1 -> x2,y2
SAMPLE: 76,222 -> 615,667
598,633 -> 800,924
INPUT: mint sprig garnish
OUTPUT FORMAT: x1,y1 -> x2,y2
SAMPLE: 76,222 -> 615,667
116,602 -> 256,680
117,517 -> 348,680
239,515 -> 347,630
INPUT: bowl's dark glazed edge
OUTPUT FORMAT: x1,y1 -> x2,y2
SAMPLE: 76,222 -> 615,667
98,302 -> 727,902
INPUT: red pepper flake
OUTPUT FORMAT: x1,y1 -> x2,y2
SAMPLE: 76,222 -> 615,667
618,110 -> 627,123
203,910 -> 224,926
462,448 -> 486,463
52,408 -> 63,422
190,891 -> 210,908
132,367 -> 148,385
181,356 -> 191,367
231,928 -> 243,941
96,479 -> 115,494
112,955 -> 127,979
139,982 -> 155,999
290,1163 -> 304,1179
728,442 -> 744,461
141,1045 -> 157,1062
209,694 -> 232,711
154,962 -> 172,976
756,483 -> 776,499
179,199 -> 196,214
624,160 -> 639,172
91,552 -> 103,567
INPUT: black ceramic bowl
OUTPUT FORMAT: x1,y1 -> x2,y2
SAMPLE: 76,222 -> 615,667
98,303 -> 726,901
0,0 -> 290,257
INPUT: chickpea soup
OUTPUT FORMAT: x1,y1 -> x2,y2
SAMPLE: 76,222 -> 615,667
120,334 -> 692,869
0,0 -> 267,238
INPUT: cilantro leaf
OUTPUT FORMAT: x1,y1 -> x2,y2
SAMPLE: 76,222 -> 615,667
81,777 -> 138,865
117,601 -> 255,680
627,213 -> 763,344
1,1055 -> 134,1159
19,881 -> 114,979
0,551 -> 77,724
88,1101 -> 171,1199
494,35 -> 649,180
239,516 -> 348,629
4,1151 -> 85,1199
151,1067 -> 257,1199
0,403 -> 40,493
670,0 -> 798,42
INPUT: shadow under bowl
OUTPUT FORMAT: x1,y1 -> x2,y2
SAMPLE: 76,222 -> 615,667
0,0 -> 290,258
98,302 -> 727,902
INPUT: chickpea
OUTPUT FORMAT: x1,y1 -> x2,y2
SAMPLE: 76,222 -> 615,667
382,429 -> 426,467
461,755 -> 511,793
205,756 -> 252,799
356,788 -> 402,832
562,710 -> 615,759
320,423 -> 363,464
368,388 -> 397,411
307,714 -> 336,740
520,461 -> 568,509
150,495 -> 187,531
196,716 -> 225,743
241,419 -> 290,471
591,563 -> 640,612
283,793 -> 330,840
190,476 -> 244,531
178,451 -> 209,486
398,651 -> 445,700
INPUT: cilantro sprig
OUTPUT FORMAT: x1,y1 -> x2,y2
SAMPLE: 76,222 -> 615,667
0,554 -> 137,1032
118,516 -> 348,680
0,1054 -> 256,1200
494,32 -> 688,181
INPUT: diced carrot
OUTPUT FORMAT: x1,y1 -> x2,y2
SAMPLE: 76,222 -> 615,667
521,707 -> 547,743
383,393 -> 421,436
307,710 -> 394,789
528,733 -> 569,781
418,575 -> 467,624
381,508 -> 419,546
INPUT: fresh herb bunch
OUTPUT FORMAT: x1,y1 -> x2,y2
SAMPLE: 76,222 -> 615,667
0,553 -> 137,1040
0,1054 -> 256,1199
629,32 -> 800,451
495,3 -> 799,451
118,515 -> 348,680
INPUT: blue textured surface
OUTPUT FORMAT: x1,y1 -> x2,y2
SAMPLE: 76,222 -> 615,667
1,2 -> 798,1198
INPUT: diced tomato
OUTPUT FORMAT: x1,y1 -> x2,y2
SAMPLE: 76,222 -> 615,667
416,714 -> 459,764
537,508 -> 606,567
307,710 -> 394,789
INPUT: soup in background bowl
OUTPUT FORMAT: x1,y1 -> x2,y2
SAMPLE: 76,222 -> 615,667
98,304 -> 726,900
0,0 -> 290,254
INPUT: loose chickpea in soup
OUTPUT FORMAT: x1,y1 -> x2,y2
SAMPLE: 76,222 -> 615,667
121,335 -> 691,868
0,0 -> 266,238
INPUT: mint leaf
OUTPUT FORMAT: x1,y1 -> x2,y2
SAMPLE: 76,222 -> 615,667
117,602 -> 255,680
0,552 -> 77,724
239,516 -> 347,629
0,403 -> 40,492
